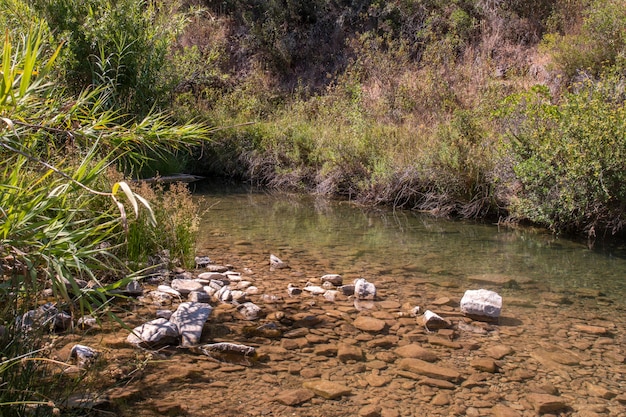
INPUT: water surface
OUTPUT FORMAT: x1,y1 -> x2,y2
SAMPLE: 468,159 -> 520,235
194,180 -> 626,304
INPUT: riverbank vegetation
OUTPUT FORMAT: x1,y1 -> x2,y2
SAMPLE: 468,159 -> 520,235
1,2 -> 206,413
170,0 -> 626,237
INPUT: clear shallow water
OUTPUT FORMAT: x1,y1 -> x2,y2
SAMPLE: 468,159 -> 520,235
193,180 -> 626,304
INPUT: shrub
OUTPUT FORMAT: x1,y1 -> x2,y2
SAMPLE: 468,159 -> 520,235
499,76 -> 626,235
28,0 -> 185,115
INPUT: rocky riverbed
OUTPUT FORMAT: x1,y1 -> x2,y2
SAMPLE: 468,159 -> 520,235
49,244 -> 626,417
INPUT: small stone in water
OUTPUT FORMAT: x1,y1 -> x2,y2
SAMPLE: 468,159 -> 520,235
270,254 -> 288,269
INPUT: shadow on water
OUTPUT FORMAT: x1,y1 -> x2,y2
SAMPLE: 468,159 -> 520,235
193,179 -> 626,304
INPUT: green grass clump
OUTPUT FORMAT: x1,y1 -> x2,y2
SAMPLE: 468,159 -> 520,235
126,181 -> 200,268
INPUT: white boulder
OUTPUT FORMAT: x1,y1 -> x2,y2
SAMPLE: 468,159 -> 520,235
460,289 -> 502,319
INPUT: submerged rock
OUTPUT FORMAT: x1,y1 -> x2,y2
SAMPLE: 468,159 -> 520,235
276,389 -> 315,406
354,316 -> 386,332
460,289 -> 502,319
303,380 -> 352,399
198,342 -> 257,364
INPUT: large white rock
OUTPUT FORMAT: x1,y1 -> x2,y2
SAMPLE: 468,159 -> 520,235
460,289 -> 502,319
170,302 -> 213,347
354,278 -> 376,300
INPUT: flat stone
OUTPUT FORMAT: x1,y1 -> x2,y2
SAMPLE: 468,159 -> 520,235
394,344 -> 438,362
366,360 -> 388,370
282,338 -> 309,350
527,393 -> 568,413
431,297 -> 452,306
431,392 -> 451,406
197,272 -> 225,280
466,274 -> 532,286
314,344 -> 338,356
470,358 -> 498,373
418,377 -> 456,390
275,389 -> 315,406
532,347 -> 581,366
485,345 -> 513,360
358,404 -> 382,417
303,380 -> 352,399
170,279 -> 204,295
337,344 -> 364,362
427,335 -> 462,349
206,265 -> 229,273
586,383 -> 617,399
491,405 -> 522,417
573,324 -> 608,335
398,358 -> 462,382
365,373 -> 392,387
300,368 -> 321,379
575,288 -> 602,298
354,316 -> 386,332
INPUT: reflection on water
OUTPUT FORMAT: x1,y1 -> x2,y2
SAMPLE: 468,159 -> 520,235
193,180 -> 626,303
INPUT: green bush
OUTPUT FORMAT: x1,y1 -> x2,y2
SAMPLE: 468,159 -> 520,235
28,0 -> 185,115
500,76 -> 626,234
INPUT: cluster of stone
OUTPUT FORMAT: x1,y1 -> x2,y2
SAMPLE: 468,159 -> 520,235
38,252 -> 625,416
